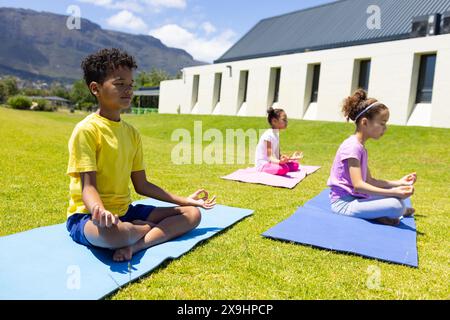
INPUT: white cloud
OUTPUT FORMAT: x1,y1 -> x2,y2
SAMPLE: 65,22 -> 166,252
145,0 -> 187,9
201,22 -> 216,35
113,1 -> 145,12
106,10 -> 149,33
149,24 -> 236,62
78,0 -> 185,12
78,0 -> 114,7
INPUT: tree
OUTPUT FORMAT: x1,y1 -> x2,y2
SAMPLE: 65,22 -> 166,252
0,77 -> 19,102
134,69 -> 172,89
2,77 -> 19,96
21,88 -> 49,97
0,82 -> 6,103
50,84 -> 71,100
70,79 -> 97,110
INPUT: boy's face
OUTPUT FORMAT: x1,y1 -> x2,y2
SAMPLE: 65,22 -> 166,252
90,66 -> 134,111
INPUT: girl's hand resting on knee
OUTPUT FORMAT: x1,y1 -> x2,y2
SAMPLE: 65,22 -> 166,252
279,155 -> 290,164
188,189 -> 217,210
399,172 -> 417,186
391,186 -> 414,199
91,204 -> 119,228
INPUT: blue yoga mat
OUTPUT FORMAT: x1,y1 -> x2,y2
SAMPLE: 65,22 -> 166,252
0,199 -> 253,300
262,189 -> 418,267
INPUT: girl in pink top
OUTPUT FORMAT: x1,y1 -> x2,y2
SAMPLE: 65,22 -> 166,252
327,89 -> 416,226
255,107 -> 303,176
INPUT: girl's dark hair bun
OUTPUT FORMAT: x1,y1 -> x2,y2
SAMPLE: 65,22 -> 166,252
342,89 -> 388,123
342,89 -> 368,121
267,107 -> 285,125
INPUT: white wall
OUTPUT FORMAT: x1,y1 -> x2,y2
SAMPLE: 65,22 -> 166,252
159,33 -> 450,128
159,79 -> 183,114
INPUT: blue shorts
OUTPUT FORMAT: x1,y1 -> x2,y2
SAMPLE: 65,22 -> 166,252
66,204 -> 156,249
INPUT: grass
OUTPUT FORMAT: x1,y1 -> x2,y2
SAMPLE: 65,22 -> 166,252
0,107 -> 449,300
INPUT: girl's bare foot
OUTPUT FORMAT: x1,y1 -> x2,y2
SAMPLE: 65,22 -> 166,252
375,217 -> 400,226
113,246 -> 133,262
404,208 -> 415,217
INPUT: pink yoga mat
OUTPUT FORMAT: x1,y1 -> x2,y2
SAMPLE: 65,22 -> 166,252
221,165 -> 321,189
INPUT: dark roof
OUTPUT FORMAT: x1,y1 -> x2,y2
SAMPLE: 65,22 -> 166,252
133,87 -> 160,96
28,96 -> 70,102
215,0 -> 450,63
137,86 -> 160,90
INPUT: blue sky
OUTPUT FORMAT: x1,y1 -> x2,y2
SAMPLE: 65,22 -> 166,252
0,0 -> 335,62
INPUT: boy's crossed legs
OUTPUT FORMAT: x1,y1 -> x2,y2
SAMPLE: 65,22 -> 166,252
84,206 -> 201,262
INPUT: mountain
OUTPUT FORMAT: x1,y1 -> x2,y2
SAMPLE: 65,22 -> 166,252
0,7 -> 205,83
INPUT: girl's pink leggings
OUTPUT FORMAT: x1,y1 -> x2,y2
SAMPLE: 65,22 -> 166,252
259,161 -> 299,176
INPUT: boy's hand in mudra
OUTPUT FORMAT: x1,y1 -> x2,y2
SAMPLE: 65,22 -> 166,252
188,189 -> 217,209
91,204 -> 119,228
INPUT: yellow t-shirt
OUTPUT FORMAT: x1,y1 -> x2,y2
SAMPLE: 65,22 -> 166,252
66,113 -> 145,217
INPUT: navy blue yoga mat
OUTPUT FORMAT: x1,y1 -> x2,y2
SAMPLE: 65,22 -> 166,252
262,189 -> 418,267
0,199 -> 253,300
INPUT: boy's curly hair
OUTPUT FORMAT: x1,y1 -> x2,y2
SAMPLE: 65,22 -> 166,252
81,48 -> 138,87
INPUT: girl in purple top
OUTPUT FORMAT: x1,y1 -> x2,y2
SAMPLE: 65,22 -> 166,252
327,89 -> 416,226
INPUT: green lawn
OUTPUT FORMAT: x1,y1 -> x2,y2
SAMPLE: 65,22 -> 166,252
0,107 -> 449,300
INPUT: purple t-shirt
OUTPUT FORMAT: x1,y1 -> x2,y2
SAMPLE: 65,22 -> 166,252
327,135 -> 369,202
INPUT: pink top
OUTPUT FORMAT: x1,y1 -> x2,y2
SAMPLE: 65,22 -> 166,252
327,135 -> 370,202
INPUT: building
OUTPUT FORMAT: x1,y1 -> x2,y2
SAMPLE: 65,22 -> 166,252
28,96 -> 72,108
132,86 -> 160,114
133,87 -> 160,109
159,0 -> 450,128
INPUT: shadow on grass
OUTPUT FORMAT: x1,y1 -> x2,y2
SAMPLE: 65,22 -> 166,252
83,218 -> 251,300
88,227 -> 222,274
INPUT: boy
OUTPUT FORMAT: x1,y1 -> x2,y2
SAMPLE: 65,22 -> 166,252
66,48 -> 216,262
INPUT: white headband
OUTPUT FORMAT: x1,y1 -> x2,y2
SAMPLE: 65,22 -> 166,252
354,102 -> 382,122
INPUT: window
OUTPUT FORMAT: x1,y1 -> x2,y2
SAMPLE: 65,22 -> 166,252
358,60 -> 371,92
310,64 -> 321,103
239,70 -> 249,103
273,68 -> 281,103
243,71 -> 249,102
416,54 -> 436,103
267,67 -> 281,106
214,73 -> 222,104
191,75 -> 200,108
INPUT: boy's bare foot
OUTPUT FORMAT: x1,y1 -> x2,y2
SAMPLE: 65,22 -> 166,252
404,208 -> 415,217
113,246 -> 133,262
375,217 -> 400,226
112,221 -> 155,262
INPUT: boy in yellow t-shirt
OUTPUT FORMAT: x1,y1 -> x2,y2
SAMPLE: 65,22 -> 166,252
66,48 -> 216,262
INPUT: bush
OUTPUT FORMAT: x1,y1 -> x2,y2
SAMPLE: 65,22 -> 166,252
30,98 -> 56,112
7,95 -> 32,110
43,103 -> 57,112
78,102 -> 96,112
